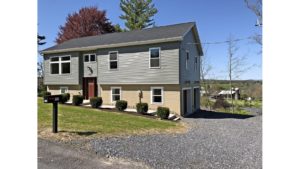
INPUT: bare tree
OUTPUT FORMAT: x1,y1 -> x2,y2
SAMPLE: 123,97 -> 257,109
37,34 -> 46,78
37,62 -> 44,78
227,35 -> 253,113
244,0 -> 262,45
200,47 -> 213,110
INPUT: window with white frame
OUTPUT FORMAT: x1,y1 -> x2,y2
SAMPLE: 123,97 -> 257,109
50,56 -> 71,74
149,48 -> 160,68
60,87 -> 68,94
194,56 -> 198,72
111,87 -> 121,102
151,87 -> 163,104
186,51 -> 189,70
109,52 -> 118,69
84,54 -> 96,62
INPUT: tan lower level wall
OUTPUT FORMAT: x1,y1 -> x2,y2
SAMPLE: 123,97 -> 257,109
46,83 -> 200,116
47,85 -> 82,99
100,84 -> 181,115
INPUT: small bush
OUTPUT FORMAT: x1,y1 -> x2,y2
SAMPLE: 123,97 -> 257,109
72,95 -> 84,106
240,94 -> 249,100
213,98 -> 231,109
90,97 -> 103,108
156,106 -> 170,119
136,102 -> 148,114
60,93 -> 70,104
116,100 -> 127,111
41,91 -> 51,97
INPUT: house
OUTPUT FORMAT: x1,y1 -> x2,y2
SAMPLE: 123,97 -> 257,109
217,88 -> 240,100
41,22 -> 203,116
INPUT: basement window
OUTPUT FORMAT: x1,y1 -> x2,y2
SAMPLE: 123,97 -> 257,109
111,87 -> 121,102
151,87 -> 163,104
60,87 -> 68,94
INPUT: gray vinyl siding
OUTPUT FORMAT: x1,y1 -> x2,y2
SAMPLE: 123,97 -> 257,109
81,51 -> 98,77
44,52 -> 80,85
97,42 -> 180,84
179,29 -> 201,85
83,62 -> 98,77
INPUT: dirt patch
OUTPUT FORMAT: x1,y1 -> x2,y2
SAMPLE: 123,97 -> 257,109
38,121 -> 188,143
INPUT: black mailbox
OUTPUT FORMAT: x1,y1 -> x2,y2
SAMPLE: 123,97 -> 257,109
43,94 -> 62,133
44,95 -> 62,103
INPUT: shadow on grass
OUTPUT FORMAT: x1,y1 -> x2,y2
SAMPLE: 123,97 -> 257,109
60,131 -> 97,136
186,109 -> 255,119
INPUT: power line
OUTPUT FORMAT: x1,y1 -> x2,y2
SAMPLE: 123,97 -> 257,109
187,36 -> 254,45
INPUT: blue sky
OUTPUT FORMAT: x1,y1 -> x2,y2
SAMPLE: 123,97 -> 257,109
38,0 -> 262,80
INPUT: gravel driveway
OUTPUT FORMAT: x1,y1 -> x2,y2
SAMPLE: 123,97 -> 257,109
92,111 -> 262,169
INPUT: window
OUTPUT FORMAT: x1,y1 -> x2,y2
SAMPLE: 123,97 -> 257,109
111,87 -> 121,102
84,54 -> 96,62
60,87 -> 68,94
186,51 -> 189,70
61,56 -> 70,61
149,48 -> 160,68
51,57 -> 59,62
84,55 -> 89,62
61,62 -> 70,74
151,87 -> 163,104
50,57 -> 59,74
90,54 -> 96,62
109,51 -> 118,70
194,56 -> 198,72
50,56 -> 71,74
50,63 -> 59,74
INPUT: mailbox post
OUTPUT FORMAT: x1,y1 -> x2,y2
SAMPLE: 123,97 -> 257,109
44,95 -> 62,133
52,102 -> 58,133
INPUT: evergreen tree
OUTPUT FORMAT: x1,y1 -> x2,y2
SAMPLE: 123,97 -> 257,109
120,0 -> 158,30
114,24 -> 126,32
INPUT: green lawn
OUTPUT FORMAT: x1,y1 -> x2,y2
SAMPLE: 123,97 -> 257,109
38,98 -> 180,137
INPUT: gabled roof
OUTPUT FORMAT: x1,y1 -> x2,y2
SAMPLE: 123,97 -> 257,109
42,22 -> 202,54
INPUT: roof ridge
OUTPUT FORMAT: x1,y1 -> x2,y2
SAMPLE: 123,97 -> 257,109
62,22 -> 195,43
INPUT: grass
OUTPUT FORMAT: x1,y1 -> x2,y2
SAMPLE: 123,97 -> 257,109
38,98 -> 182,140
216,107 -> 250,115
230,99 -> 262,109
200,96 -> 262,115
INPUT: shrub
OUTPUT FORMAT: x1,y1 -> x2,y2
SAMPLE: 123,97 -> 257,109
136,102 -> 148,114
116,100 -> 127,111
72,95 -> 84,106
240,94 -> 249,100
200,96 -> 213,109
90,97 -> 103,108
60,93 -> 70,104
156,107 -> 170,119
40,91 -> 51,97
213,98 -> 231,109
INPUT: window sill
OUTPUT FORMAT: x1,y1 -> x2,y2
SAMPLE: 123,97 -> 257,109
151,102 -> 163,105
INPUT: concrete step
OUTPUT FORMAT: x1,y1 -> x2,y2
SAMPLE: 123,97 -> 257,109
168,113 -> 177,120
173,117 -> 181,121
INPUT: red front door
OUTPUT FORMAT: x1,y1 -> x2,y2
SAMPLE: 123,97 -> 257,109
83,77 -> 96,99
88,79 -> 95,98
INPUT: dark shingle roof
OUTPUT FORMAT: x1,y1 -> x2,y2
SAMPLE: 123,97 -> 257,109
42,22 -> 197,53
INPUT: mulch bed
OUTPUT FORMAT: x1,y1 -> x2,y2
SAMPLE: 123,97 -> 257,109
62,103 -> 165,120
